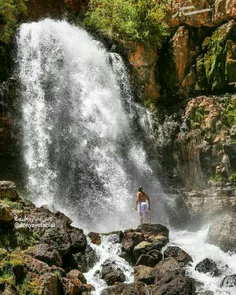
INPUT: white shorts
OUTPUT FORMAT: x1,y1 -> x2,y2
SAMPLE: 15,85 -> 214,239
138,201 -> 149,214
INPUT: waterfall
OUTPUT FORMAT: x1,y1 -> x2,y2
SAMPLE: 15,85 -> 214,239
17,19 -> 165,232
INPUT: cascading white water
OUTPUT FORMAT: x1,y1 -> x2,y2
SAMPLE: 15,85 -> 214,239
171,227 -> 236,294
85,233 -> 133,294
17,19 -> 165,232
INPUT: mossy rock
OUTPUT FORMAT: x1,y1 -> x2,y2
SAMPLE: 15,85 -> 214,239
196,21 -> 236,93
227,59 -> 236,83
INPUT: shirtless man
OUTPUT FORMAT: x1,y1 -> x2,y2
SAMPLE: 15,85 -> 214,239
135,186 -> 151,225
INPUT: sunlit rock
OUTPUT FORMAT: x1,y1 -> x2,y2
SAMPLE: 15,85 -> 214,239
164,246 -> 193,267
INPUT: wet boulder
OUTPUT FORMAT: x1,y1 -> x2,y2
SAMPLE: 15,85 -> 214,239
120,229 -> 144,263
88,232 -> 101,245
133,241 -> 153,260
100,282 -> 147,295
138,224 -> 169,239
154,268 -> 186,285
151,255 -> 195,294
149,275 -> 195,295
154,257 -> 181,275
164,246 -> 193,267
62,244 -> 98,272
135,249 -> 162,267
148,235 -> 169,250
134,265 -> 156,285
195,258 -> 220,276
220,274 -> 236,288
100,259 -> 126,286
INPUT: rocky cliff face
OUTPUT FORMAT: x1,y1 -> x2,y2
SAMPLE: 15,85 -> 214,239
26,0 -> 89,21
168,0 -> 236,27
149,1 -> 236,222
126,1 -> 236,107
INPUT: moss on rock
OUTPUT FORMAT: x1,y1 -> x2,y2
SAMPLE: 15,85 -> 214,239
196,21 -> 236,93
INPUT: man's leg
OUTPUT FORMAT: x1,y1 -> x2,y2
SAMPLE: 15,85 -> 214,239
146,211 -> 151,224
140,213 -> 143,225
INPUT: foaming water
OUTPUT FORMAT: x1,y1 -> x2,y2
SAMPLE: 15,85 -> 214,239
85,234 -> 133,294
170,227 -> 236,294
17,19 -> 165,232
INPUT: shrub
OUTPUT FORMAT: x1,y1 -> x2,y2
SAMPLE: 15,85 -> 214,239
84,0 -> 168,47
0,0 -> 28,44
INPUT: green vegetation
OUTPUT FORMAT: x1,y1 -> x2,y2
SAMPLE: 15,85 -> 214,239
0,229 -> 39,250
189,107 -> 207,128
84,0 -> 168,46
2,198 -> 23,210
229,172 -> 236,184
0,255 -> 40,295
225,103 -> 236,127
19,275 -> 40,295
0,272 -> 15,285
0,0 -> 28,44
209,174 -> 224,184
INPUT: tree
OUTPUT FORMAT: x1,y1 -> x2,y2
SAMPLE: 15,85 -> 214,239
84,0 -> 169,47
0,0 -> 28,44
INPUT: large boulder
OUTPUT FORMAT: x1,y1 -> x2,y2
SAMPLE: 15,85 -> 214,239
136,249 -> 162,267
121,229 -> 144,253
195,258 -> 221,276
39,273 -> 62,295
207,214 -> 236,252
100,282 -> 147,295
154,257 -> 181,275
164,246 -> 193,267
0,203 -> 14,222
138,224 -> 169,239
220,274 -> 236,287
29,243 -> 62,267
100,260 -> 126,286
133,241 -> 153,260
134,265 -> 156,285
0,181 -> 18,201
39,226 -> 87,257
67,269 -> 87,284
62,244 -> 98,272
148,275 -> 196,295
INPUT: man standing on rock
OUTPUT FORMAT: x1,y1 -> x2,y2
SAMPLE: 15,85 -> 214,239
135,186 -> 151,225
